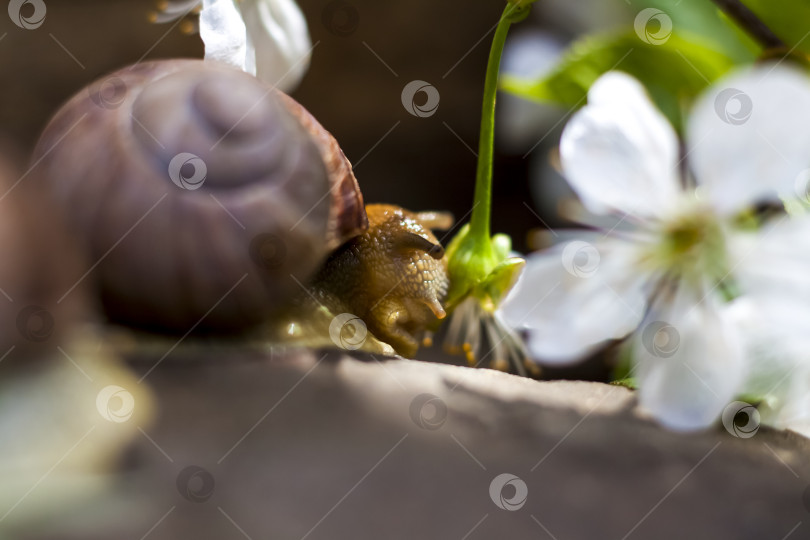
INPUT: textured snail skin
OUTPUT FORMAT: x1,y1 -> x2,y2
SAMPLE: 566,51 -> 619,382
302,204 -> 450,357
31,59 -> 366,333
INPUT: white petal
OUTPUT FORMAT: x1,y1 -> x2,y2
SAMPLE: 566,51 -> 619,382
636,286 -> 745,431
239,0 -> 312,92
499,235 -> 650,364
200,0 -> 248,71
726,296 -> 810,435
688,64 -> 810,215
560,71 -> 681,219
726,296 -> 810,391
730,217 -> 810,303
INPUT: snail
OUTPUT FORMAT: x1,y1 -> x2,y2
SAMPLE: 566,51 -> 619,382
277,203 -> 453,357
0,157 -> 153,537
0,152 -> 87,359
30,59 -> 450,356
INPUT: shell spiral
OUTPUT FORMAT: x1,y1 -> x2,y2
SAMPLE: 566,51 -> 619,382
31,59 -> 365,333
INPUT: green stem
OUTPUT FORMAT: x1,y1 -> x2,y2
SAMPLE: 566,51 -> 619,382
469,4 -> 522,244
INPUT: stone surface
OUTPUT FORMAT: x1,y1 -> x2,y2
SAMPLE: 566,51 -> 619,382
23,348 -> 810,540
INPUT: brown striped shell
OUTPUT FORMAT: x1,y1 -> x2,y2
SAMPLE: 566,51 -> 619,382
31,59 -> 367,333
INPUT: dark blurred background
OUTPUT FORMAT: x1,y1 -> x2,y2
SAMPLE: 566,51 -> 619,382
0,0 -> 628,254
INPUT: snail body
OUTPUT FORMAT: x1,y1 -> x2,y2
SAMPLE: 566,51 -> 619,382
280,204 -> 452,357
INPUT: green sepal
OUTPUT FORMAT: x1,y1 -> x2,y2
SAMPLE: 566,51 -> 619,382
477,257 -> 525,312
445,224 -> 500,308
491,233 -> 512,260
445,224 -> 524,313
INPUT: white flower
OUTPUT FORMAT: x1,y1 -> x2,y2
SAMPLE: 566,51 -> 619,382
725,295 -> 810,437
500,66 -> 810,431
155,0 -> 312,92
444,295 -> 535,376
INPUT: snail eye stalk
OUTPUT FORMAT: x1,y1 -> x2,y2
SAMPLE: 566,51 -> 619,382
392,232 -> 445,260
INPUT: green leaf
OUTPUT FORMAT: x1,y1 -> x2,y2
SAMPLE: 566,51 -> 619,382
611,377 -> 638,390
635,0 -> 758,61
743,0 -> 810,55
735,393 -> 766,408
500,31 -> 736,132
611,341 -> 635,384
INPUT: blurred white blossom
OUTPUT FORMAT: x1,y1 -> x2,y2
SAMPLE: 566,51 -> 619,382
157,0 -> 312,92
501,66 -> 810,432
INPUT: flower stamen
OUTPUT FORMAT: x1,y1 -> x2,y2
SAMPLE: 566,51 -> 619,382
639,207 -> 730,286
444,297 -> 538,376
